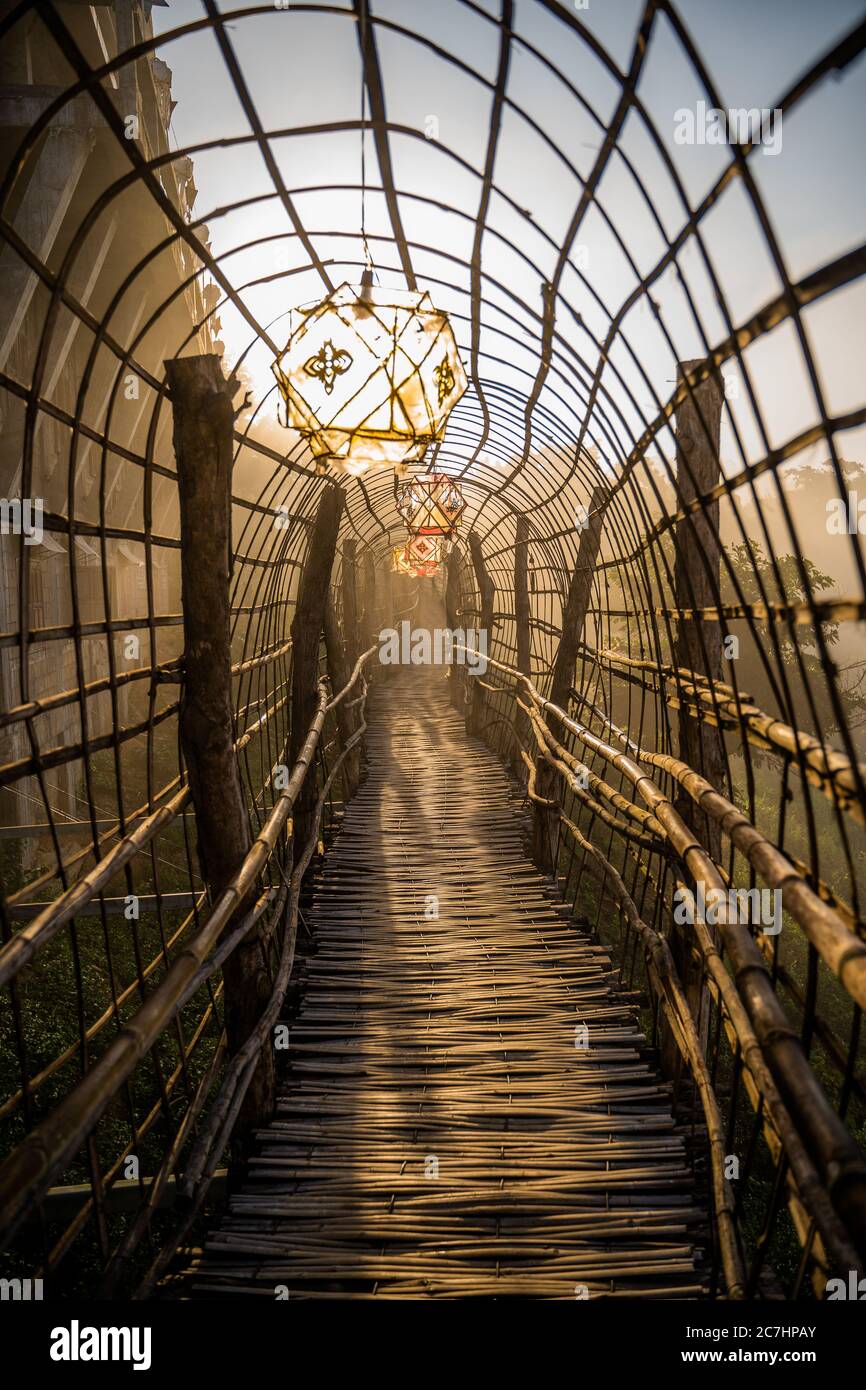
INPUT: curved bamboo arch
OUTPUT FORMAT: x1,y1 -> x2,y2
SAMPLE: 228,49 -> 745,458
0,0 -> 864,1299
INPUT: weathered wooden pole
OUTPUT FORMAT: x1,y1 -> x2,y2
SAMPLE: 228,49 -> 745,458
378,562 -> 398,679
466,532 -> 494,738
289,483 -> 343,858
672,360 -> 725,860
532,483 -> 608,870
323,591 -> 360,797
514,514 -> 532,772
361,550 -> 376,644
361,551 -> 374,634
445,544 -> 463,711
394,571 -> 412,621
167,353 -> 274,1135
341,538 -> 359,674
383,561 -> 395,628
661,362 -> 725,1072
340,540 -> 360,780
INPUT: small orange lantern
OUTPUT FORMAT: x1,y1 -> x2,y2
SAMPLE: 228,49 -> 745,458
392,534 -> 446,577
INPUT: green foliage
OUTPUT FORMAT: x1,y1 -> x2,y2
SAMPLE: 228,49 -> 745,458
724,538 -> 866,738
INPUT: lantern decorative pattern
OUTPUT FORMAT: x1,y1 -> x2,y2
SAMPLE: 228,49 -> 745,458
392,534 -> 446,578
396,473 -> 466,537
272,281 -> 467,476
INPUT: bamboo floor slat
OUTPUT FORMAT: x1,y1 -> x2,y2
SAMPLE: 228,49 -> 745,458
176,668 -> 703,1299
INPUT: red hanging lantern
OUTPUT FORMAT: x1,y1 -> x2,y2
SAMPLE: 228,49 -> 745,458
392,544 -> 415,576
396,472 -> 466,537
392,534 -> 446,577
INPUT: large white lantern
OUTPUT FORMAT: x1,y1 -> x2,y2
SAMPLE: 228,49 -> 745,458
272,277 -> 467,476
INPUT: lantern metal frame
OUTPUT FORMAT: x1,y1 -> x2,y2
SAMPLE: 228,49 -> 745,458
396,472 -> 466,537
272,281 -> 468,477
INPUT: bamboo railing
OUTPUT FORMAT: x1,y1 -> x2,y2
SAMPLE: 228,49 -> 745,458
462,642 -> 866,1297
0,632 -> 377,1291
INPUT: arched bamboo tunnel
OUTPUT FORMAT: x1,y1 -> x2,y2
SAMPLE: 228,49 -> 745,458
0,0 -> 864,1302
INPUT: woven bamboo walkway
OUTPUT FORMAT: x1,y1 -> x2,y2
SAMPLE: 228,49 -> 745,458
178,668 -> 703,1299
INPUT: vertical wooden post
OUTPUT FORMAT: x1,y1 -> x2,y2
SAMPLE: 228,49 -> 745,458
167,353 -> 274,1135
662,362 -> 725,1073
445,544 -> 463,710
514,514 -> 531,772
532,483 -> 608,871
672,361 -> 725,859
395,572 -> 412,620
379,562 -> 398,679
341,539 -> 359,674
323,591 -> 360,797
466,533 -> 494,737
362,550 -> 377,650
290,483 -> 343,858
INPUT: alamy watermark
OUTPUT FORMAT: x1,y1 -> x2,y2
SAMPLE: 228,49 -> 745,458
673,102 -> 783,156
378,621 -> 488,675
49,1322 -> 151,1371
1,1275 -> 43,1300
674,882 -> 782,935
825,1270 -> 866,1300
826,490 -> 866,535
0,497 -> 43,545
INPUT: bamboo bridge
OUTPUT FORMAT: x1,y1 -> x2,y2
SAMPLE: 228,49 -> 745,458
0,0 -> 865,1308
174,666 -> 703,1300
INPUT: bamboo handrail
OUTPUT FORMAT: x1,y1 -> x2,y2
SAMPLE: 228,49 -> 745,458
520,710 -> 863,1277
0,644 -> 302,989
0,647 -> 377,1247
576,690 -> 866,991
485,652 -> 866,1007
469,650 -> 866,1263
519,696 -> 667,852
578,639 -> 866,827
558,812 -> 746,1298
136,709 -> 370,1300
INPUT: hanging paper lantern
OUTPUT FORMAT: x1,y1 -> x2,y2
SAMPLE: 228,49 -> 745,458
272,278 -> 467,476
392,534 -> 446,578
392,544 -> 417,577
396,472 -> 465,537
408,534 -> 446,572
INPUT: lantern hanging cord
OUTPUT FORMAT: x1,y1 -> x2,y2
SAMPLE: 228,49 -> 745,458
359,0 -> 372,271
